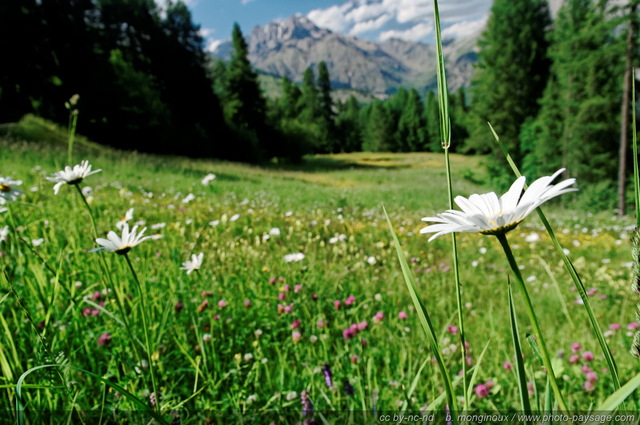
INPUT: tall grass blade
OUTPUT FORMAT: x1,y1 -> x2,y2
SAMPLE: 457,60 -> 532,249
632,69 -> 638,226
465,340 -> 490,407
508,282 -> 531,414
432,0 -> 450,148
432,0 -> 467,407
16,364 -> 170,425
497,234 -> 568,411
383,206 -> 458,422
488,122 -> 621,391
597,371 -> 640,411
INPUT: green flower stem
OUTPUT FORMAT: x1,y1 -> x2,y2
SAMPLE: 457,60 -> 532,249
124,253 -> 159,412
73,185 -> 145,371
73,185 -> 98,239
67,111 -> 78,165
496,233 -> 568,412
444,148 -> 468,407
489,123 -> 620,392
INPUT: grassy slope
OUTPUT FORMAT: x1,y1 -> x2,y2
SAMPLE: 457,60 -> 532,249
0,118 -> 638,420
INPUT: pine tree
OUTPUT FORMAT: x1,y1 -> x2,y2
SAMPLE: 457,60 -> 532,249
617,0 -> 639,214
467,0 -> 551,186
224,22 -> 269,160
425,91 -> 441,152
335,95 -> 362,152
363,100 -> 394,152
522,0 -> 623,203
397,88 -> 426,151
317,61 -> 337,151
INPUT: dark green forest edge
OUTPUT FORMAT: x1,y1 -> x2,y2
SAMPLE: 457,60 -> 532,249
1,0 -> 639,210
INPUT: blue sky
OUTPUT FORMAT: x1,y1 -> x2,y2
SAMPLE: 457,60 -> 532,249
182,0 -> 496,52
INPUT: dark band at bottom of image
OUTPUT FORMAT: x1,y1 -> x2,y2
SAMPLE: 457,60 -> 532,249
6,410 -> 639,425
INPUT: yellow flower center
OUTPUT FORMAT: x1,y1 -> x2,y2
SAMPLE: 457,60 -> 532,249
0,184 -> 10,193
115,246 -> 131,255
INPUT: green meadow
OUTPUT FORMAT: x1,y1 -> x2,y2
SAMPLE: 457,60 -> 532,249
1,118 -> 639,423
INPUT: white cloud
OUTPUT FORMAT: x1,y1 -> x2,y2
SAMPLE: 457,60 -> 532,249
379,22 -> 433,42
206,39 -> 224,53
307,4 -> 352,33
307,0 -> 492,42
348,13 -> 392,36
441,17 -> 487,39
198,27 -> 214,38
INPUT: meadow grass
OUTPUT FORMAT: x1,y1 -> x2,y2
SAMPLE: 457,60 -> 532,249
1,132 -> 639,423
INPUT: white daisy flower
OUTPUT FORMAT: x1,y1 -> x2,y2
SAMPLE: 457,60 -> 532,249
90,223 -> 160,255
366,256 -> 377,265
46,160 -> 101,194
182,193 -> 195,204
230,214 -> 240,222
201,173 -> 216,185
269,227 -> 281,236
420,169 -> 577,241
0,176 -> 23,202
284,252 -> 305,263
115,208 -> 135,230
0,226 -> 9,243
181,252 -> 204,274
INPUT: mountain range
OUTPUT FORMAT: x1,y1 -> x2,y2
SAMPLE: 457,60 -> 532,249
211,16 -> 480,96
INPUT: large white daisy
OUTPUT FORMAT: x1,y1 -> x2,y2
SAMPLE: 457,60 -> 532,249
46,160 -> 101,194
420,169 -> 577,241
90,223 -> 161,255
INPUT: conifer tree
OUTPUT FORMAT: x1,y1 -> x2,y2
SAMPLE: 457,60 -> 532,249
224,22 -> 269,160
397,88 -> 426,152
336,95 -> 362,152
467,0 -> 551,186
522,0 -> 623,203
425,91 -> 441,152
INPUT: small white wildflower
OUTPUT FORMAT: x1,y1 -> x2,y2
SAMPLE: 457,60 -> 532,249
269,227 -> 281,236
32,238 -> 44,247
0,176 -> 23,202
525,233 -> 540,243
203,333 -> 212,342
284,252 -> 305,262
366,256 -> 376,265
115,208 -> 134,230
230,214 -> 240,222
46,160 -> 101,194
201,173 -> 216,185
0,226 -> 9,243
182,193 -> 195,204
151,222 -> 166,230
286,391 -> 297,401
244,353 -> 254,362
90,223 -> 159,255
209,220 -> 220,227
181,252 -> 204,274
